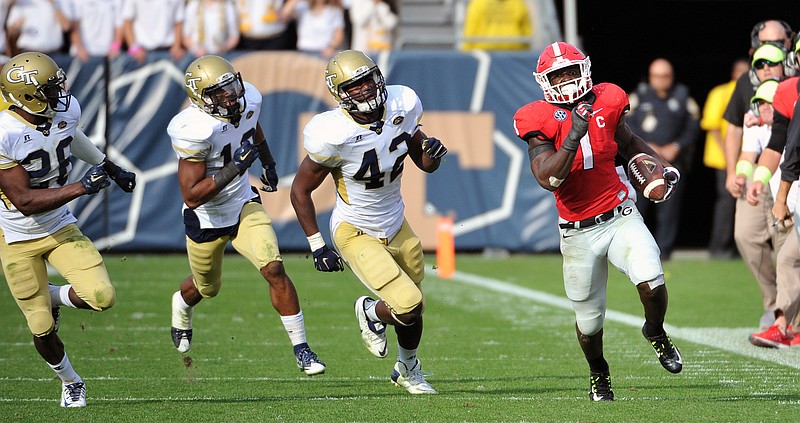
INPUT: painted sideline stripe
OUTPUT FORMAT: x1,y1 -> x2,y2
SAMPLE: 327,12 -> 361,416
439,267 -> 800,369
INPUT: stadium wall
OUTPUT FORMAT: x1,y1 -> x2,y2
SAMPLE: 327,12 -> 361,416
58,50 -> 559,253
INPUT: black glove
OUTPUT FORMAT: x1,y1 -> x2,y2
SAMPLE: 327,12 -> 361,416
232,140 -> 258,174
562,102 -> 593,152
259,164 -> 279,192
656,166 -> 681,203
312,245 -> 344,272
422,137 -> 448,160
103,161 -> 136,192
80,164 -> 110,195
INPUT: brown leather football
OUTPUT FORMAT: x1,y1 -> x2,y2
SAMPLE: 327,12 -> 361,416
628,153 -> 666,201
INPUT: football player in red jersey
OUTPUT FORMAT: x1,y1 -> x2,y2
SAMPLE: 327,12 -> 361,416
513,42 -> 683,401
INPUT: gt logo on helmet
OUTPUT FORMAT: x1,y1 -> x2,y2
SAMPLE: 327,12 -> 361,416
185,73 -> 202,92
6,66 -> 39,85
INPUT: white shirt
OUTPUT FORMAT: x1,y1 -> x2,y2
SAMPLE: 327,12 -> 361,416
184,0 -> 240,55
62,0 -> 123,56
0,99 -> 83,243
7,0 -> 67,53
121,0 -> 185,50
742,113 -> 799,212
303,85 -> 423,239
168,82 -> 262,229
349,0 -> 397,53
237,0 -> 287,39
294,1 -> 344,52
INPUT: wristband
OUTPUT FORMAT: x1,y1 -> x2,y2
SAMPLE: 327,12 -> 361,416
212,162 -> 240,189
128,44 -> 143,55
735,160 -> 754,178
307,232 -> 326,252
753,166 -> 773,185
256,141 -> 275,166
110,41 -> 122,52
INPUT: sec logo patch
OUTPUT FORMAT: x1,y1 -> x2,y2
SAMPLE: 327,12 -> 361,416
554,109 -> 568,122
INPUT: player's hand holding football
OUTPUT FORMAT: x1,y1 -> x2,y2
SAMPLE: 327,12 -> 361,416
655,166 -> 680,203
102,160 -> 136,192
422,137 -> 448,160
312,245 -> 344,272
562,103 -> 593,152
260,164 -> 279,192
80,164 -> 111,195
233,141 -> 258,174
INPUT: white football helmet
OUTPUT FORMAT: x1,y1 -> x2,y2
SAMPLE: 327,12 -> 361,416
534,42 -> 592,104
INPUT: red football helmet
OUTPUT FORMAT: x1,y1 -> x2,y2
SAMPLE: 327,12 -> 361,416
534,42 -> 592,104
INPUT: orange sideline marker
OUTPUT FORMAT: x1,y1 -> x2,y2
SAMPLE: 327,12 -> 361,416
436,216 -> 455,279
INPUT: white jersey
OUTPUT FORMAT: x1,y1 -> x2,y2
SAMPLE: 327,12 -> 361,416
304,85 -> 423,239
742,116 -> 799,212
168,82 -> 262,229
0,98 -> 82,243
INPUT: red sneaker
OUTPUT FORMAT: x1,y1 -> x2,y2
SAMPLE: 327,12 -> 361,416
749,325 -> 792,348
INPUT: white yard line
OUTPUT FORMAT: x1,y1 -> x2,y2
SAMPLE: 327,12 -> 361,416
441,267 -> 800,369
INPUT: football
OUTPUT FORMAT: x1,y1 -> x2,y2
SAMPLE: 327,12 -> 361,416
628,153 -> 666,201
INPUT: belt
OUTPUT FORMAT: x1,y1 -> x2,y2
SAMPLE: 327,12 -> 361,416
559,206 -> 623,230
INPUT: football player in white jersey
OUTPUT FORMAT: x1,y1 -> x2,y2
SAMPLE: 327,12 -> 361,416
168,55 -> 326,376
0,52 -> 136,408
290,50 -> 448,394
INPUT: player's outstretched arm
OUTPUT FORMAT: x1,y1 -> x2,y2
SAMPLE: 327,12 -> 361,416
70,130 -> 136,192
0,164 -> 107,216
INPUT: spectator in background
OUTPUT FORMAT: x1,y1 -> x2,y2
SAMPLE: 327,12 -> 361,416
237,0 -> 295,51
183,0 -> 240,57
62,0 -> 124,62
701,58 -> 750,259
729,43 -> 788,330
281,0 -> 344,59
349,0 -> 396,55
0,0 -> 14,60
743,77 -> 800,348
461,0 -> 531,51
627,58 -> 700,260
6,0 -> 71,56
121,0 -> 186,63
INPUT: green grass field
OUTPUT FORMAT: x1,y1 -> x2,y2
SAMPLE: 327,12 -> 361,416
2,253 -> 800,422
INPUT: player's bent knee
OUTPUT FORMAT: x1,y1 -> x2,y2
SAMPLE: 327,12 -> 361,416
392,303 -> 423,326
576,314 -> 604,336
629,256 -> 662,284
197,281 -> 221,298
28,309 -> 55,337
640,274 -> 665,291
93,285 -> 117,310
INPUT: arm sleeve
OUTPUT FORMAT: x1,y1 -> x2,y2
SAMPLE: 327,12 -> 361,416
766,111 -> 789,153
71,130 -> 105,164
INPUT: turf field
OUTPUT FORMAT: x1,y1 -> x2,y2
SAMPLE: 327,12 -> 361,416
1,253 -> 800,422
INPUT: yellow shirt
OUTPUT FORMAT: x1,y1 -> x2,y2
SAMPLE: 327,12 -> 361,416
461,0 -> 531,51
700,80 -> 736,170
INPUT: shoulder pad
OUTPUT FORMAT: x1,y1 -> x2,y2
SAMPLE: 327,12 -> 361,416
168,109 -> 215,141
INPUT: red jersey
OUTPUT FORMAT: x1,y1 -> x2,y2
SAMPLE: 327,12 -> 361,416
513,83 -> 630,222
773,76 -> 800,119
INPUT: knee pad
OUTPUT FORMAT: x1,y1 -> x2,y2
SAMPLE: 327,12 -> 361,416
572,297 -> 606,336
629,255 -> 662,284
28,309 -> 55,337
197,280 -> 221,298
92,285 -> 117,310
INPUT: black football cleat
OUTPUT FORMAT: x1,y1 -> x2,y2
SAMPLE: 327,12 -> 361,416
642,326 -> 683,374
589,370 -> 614,401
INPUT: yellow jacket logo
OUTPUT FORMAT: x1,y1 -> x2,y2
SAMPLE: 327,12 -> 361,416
6,66 -> 39,85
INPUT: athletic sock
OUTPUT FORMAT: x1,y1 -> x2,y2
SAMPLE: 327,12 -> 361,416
397,346 -> 418,370
50,284 -> 76,309
280,311 -> 307,347
364,298 -> 380,322
49,352 -> 82,384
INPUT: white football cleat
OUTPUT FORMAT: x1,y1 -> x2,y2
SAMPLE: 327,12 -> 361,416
61,381 -> 86,408
354,296 -> 388,358
391,360 -> 437,394
171,291 -> 193,353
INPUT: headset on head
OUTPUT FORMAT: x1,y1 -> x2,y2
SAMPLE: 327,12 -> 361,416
750,20 -> 794,50
748,20 -> 797,86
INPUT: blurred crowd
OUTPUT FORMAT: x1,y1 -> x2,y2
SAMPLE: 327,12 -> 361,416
0,0 -> 401,63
